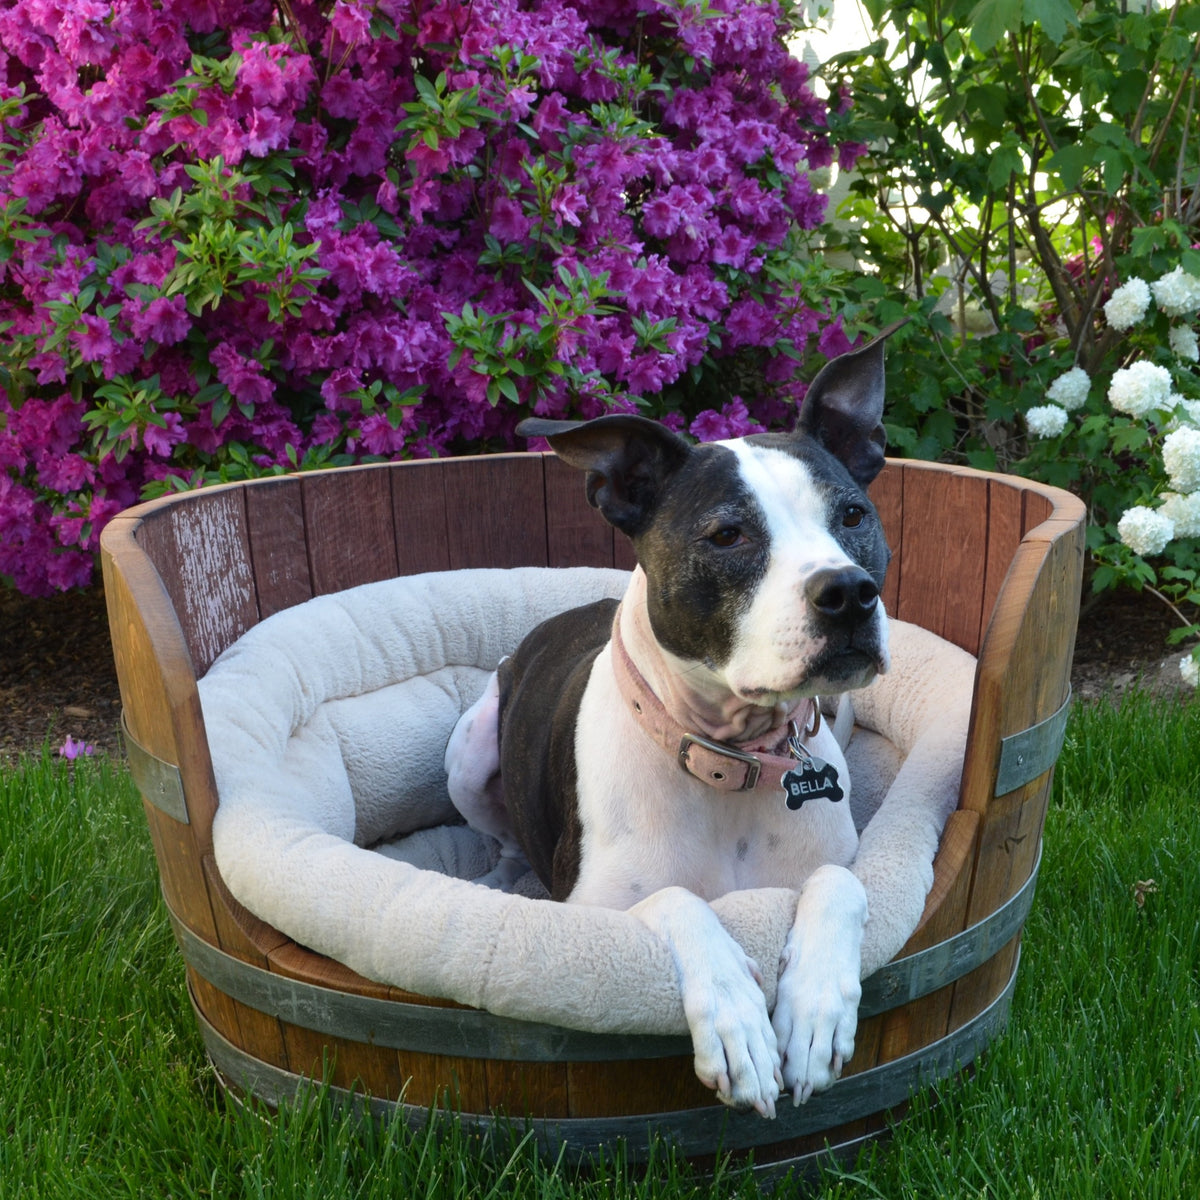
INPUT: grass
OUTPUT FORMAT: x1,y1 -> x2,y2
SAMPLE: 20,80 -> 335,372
2,691 -> 1198,1199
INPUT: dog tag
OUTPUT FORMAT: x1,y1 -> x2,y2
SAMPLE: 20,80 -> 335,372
781,746 -> 844,810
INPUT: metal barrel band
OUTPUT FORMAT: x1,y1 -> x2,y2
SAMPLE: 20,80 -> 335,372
859,844 -> 1039,1016
995,686 -> 1072,797
191,953 -> 1018,1166
166,848 -> 1037,1061
122,711 -> 189,824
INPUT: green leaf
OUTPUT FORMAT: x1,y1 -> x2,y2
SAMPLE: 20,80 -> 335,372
987,143 -> 1024,190
965,84 -> 1009,128
969,0 -> 1022,52
1130,225 -> 1169,257
1022,0 -> 1078,44
1045,142 -> 1090,191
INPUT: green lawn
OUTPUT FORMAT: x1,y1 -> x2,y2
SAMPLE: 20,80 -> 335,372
3,691 -> 1198,1199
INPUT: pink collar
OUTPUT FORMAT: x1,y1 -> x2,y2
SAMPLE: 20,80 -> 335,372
609,613 -> 819,793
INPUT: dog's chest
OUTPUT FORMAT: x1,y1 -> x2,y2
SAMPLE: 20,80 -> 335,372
566,648 -> 859,909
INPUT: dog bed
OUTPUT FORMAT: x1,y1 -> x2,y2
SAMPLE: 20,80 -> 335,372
201,565 -> 976,1038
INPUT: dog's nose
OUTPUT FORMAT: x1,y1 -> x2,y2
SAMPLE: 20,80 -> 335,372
805,566 -> 879,623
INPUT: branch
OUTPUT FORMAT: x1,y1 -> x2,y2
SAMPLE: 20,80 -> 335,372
1146,584 -> 1197,633
1146,41 -> 1199,172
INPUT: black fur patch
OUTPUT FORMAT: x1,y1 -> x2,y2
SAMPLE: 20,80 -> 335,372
631,443 -> 769,667
497,598 -> 617,899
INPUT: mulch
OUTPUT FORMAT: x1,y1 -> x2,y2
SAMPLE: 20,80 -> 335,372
0,578 -> 1190,768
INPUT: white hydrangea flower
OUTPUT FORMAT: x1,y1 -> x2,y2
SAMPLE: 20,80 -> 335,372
1162,427 -> 1200,493
1181,653 -> 1199,689
1107,360 -> 1173,417
1046,366 -> 1090,411
1117,506 -> 1174,556
1104,277 -> 1151,330
1168,325 -> 1199,361
1165,397 -> 1196,433
1151,267 -> 1200,318
1025,404 -> 1068,438
1158,491 -> 1200,538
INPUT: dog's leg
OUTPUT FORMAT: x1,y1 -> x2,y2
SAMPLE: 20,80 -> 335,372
445,671 -> 529,889
632,886 -> 783,1117
771,864 -> 868,1104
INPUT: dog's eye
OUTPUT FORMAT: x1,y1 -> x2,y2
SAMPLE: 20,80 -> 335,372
842,505 -> 866,529
709,526 -> 745,548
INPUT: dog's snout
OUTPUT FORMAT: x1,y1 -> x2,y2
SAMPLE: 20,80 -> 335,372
805,566 -> 879,623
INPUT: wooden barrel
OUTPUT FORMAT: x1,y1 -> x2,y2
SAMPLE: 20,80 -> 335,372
100,455 -> 1085,1175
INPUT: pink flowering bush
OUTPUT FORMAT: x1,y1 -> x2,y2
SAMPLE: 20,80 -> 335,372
0,0 -> 860,595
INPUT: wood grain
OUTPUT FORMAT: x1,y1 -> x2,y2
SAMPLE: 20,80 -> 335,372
441,455 -> 549,568
303,466 -> 399,593
245,476 -> 313,617
543,454 -> 615,568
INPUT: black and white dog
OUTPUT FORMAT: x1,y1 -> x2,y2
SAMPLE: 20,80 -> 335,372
445,327 -> 898,1119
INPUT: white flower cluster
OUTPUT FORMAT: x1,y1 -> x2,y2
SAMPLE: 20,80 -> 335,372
1104,277 -> 1151,331
1107,360 -> 1173,417
1159,491 -> 1200,538
1046,366 -> 1090,410
1151,266 -> 1200,318
1025,404 -> 1068,438
1117,506 -> 1175,556
1083,263 -> 1200,686
1162,427 -> 1200,493
1181,653 -> 1199,689
1169,325 -> 1199,361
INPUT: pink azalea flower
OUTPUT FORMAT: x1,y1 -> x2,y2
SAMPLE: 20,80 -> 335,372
0,0 -> 855,596
70,314 -> 114,363
130,296 -> 191,346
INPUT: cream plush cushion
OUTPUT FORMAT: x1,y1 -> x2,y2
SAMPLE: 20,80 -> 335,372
202,567 -> 976,1037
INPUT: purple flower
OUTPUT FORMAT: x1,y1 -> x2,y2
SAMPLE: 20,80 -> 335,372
690,398 -> 766,443
712,225 -> 755,269
130,296 -> 191,346
210,343 -> 274,407
142,412 -> 186,457
71,314 -> 116,363
0,0 -> 857,596
817,318 -> 854,360
58,735 -> 96,760
549,184 -> 586,229
726,298 -> 780,347
490,196 -> 532,242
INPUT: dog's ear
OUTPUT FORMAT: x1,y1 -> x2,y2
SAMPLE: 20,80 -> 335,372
796,318 -> 908,488
518,415 -> 691,536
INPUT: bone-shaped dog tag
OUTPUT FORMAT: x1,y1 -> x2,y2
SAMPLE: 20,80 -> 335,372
781,747 -> 844,810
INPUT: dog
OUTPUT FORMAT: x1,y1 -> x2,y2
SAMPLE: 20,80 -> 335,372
445,326 -> 899,1119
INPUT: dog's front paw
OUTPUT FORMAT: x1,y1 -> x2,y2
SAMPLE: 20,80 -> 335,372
772,936 -> 861,1103
772,865 -> 867,1104
683,939 -> 783,1118
633,886 -> 782,1119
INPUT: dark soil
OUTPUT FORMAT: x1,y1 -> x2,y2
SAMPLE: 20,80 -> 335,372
1,584 -> 124,764
0,578 -> 1192,767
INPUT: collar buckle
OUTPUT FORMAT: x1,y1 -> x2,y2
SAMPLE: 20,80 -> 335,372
678,732 -> 762,791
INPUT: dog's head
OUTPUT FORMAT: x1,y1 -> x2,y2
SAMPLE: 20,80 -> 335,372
519,323 -> 901,702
